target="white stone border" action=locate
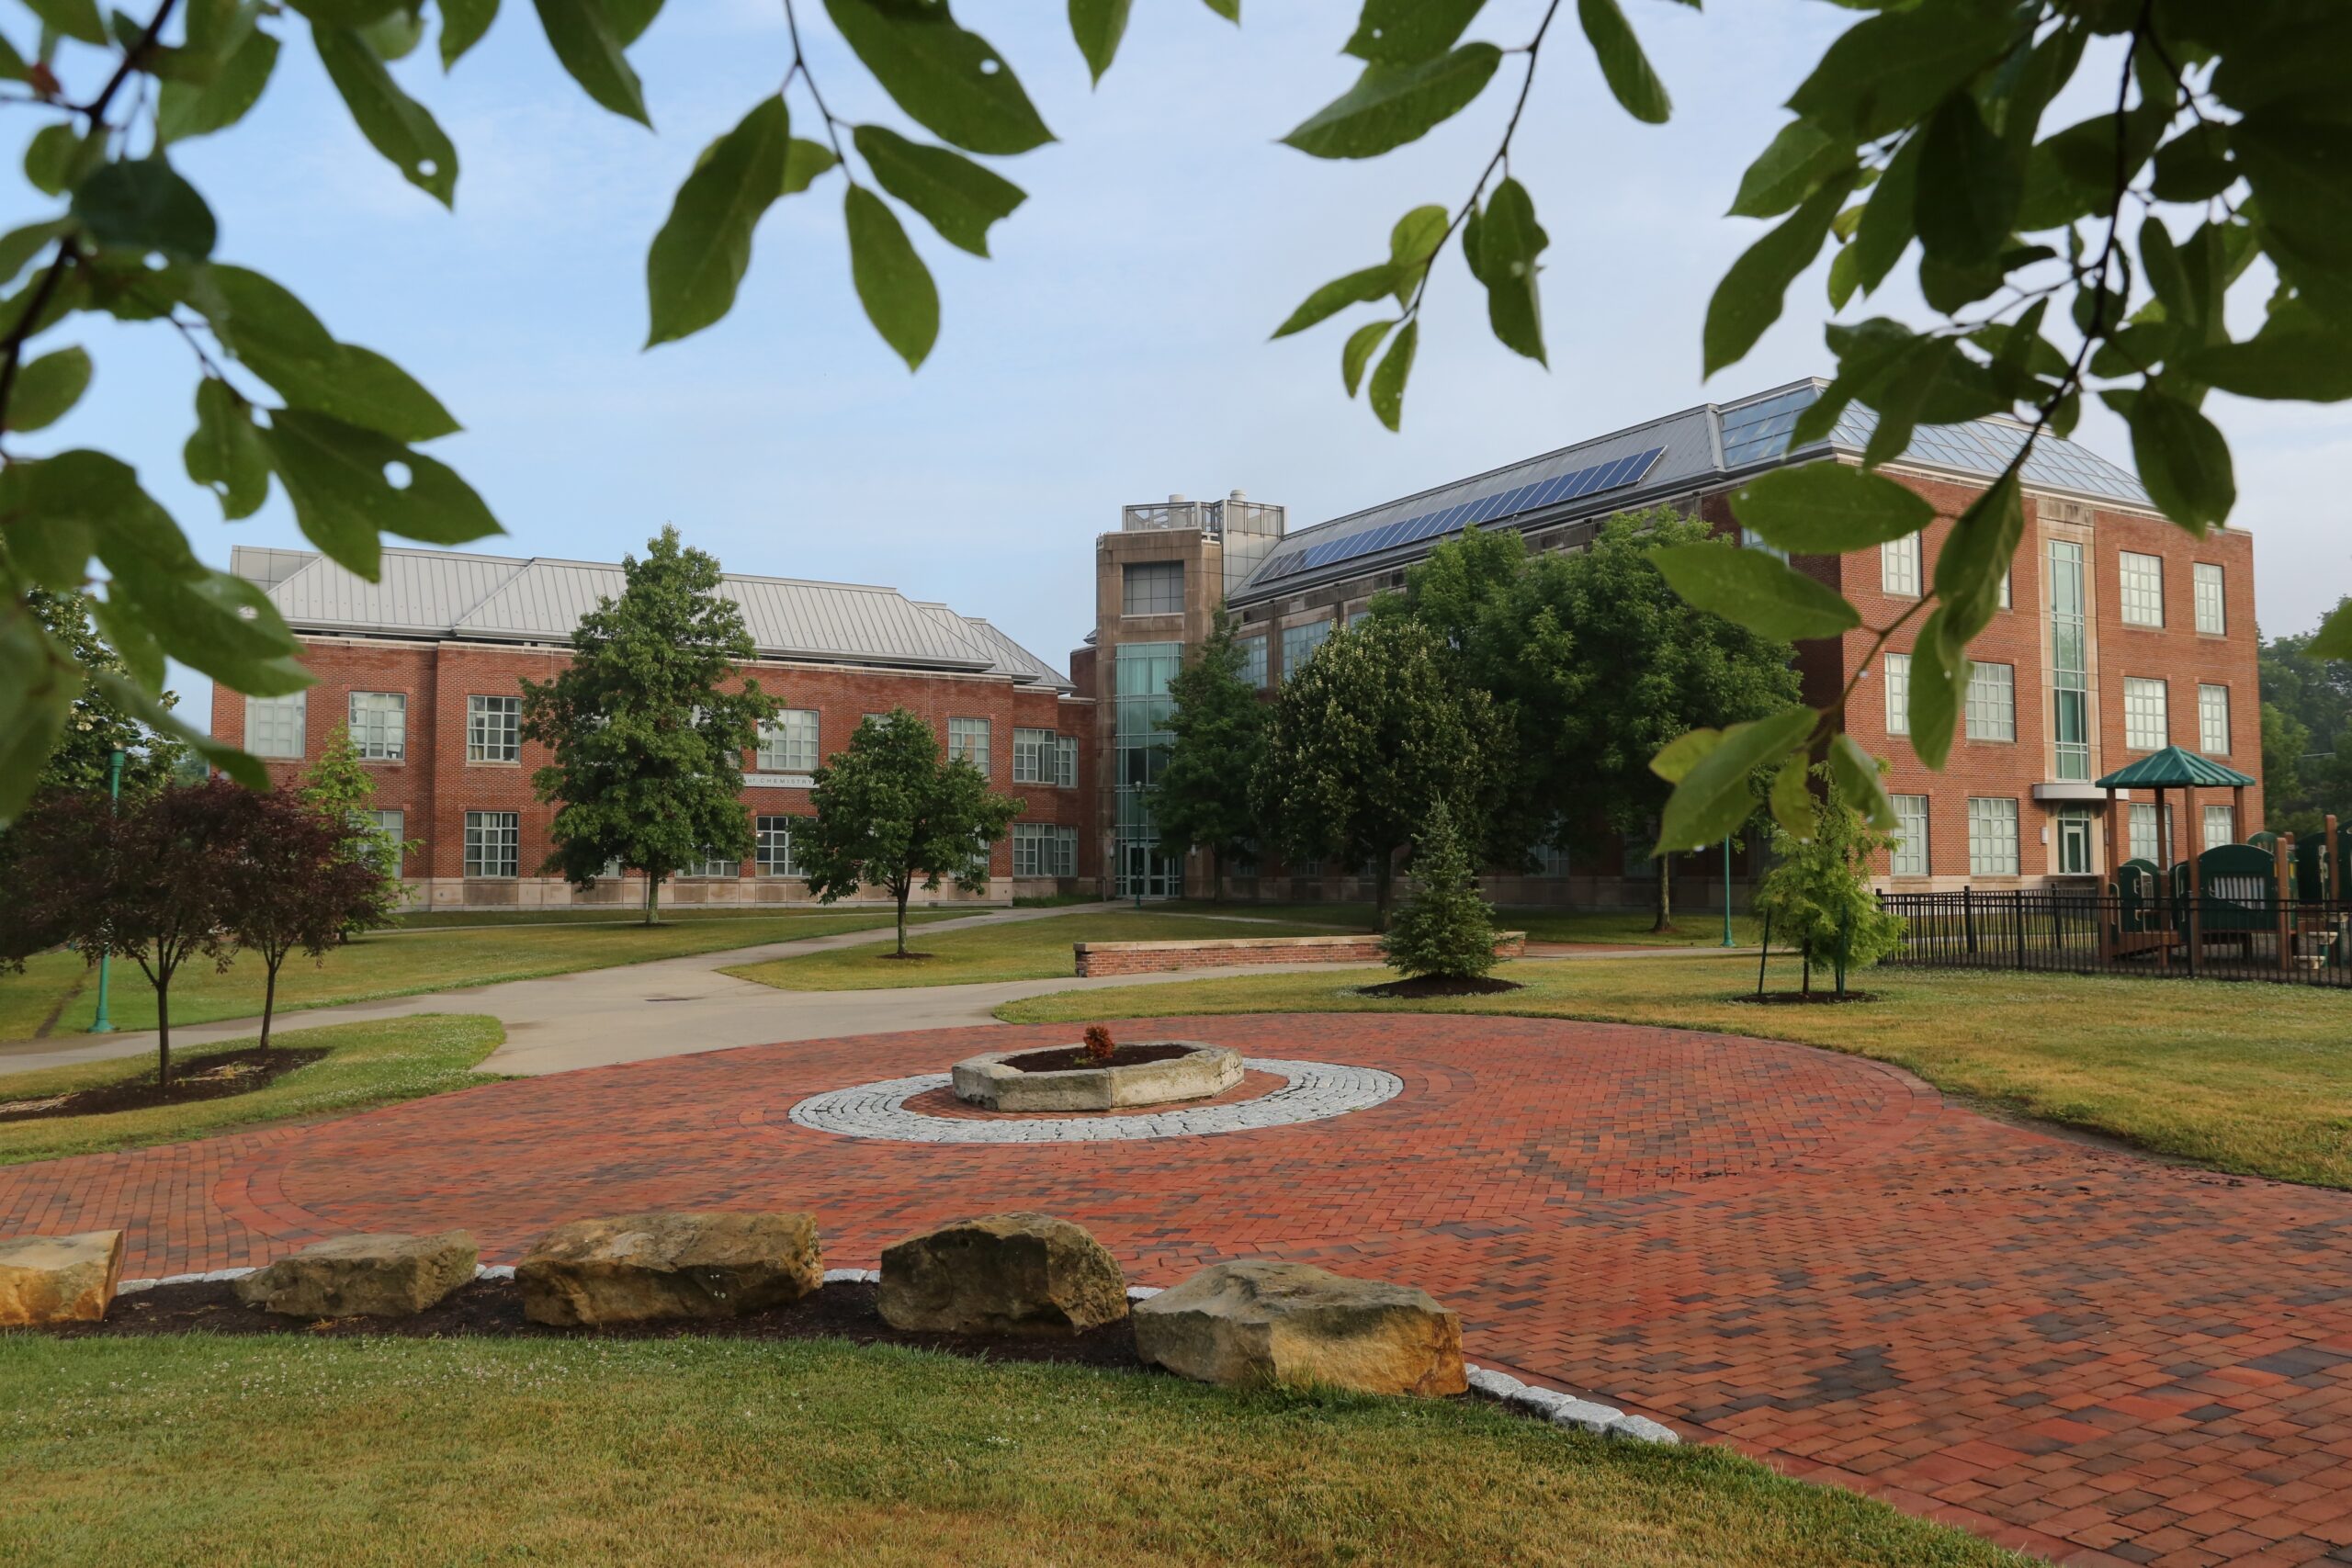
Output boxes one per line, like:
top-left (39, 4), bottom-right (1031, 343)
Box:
top-left (785, 1057), bottom-right (1403, 1144)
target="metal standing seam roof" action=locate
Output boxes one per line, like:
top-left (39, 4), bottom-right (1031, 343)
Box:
top-left (913, 604), bottom-right (1074, 691)
top-left (2095, 745), bottom-right (2258, 790)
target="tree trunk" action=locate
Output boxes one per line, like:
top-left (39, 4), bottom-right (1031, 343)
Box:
top-left (1374, 852), bottom-right (1394, 932)
top-left (1652, 848), bottom-right (1676, 932)
top-left (155, 981), bottom-right (171, 1088)
top-left (1801, 947), bottom-right (1812, 997)
top-left (260, 956), bottom-right (279, 1051)
top-left (896, 880), bottom-right (910, 955)
top-left (643, 869), bottom-right (661, 927)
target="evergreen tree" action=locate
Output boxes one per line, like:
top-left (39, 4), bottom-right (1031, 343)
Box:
top-left (797, 710), bottom-right (1022, 955)
top-left (518, 527), bottom-right (777, 925)
top-left (1753, 764), bottom-right (1905, 997)
top-left (1380, 801), bottom-right (1499, 981)
top-left (26, 589), bottom-right (187, 802)
top-left (1151, 610), bottom-right (1269, 897)
top-left (299, 722), bottom-right (410, 907)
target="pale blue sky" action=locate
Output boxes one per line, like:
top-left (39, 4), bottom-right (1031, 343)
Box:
top-left (16, 1), bottom-right (2345, 727)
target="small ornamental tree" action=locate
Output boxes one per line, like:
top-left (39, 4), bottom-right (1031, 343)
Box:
top-left (799, 710), bottom-right (1023, 955)
top-left (519, 527), bottom-right (778, 925)
top-left (1753, 764), bottom-right (1906, 998)
top-left (1380, 801), bottom-right (1499, 983)
top-left (299, 722), bottom-right (409, 908)
top-left (226, 790), bottom-right (401, 1050)
top-left (1151, 610), bottom-right (1270, 897)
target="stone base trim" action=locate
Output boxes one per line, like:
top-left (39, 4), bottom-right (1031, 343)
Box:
top-left (1072, 931), bottom-right (1525, 976)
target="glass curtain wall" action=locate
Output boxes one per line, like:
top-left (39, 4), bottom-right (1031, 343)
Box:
top-left (2048, 539), bottom-right (2090, 781)
top-left (1114, 642), bottom-right (1183, 897)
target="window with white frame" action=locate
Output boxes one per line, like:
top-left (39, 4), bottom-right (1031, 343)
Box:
top-left (1281, 617), bottom-right (1332, 676)
top-left (360, 809), bottom-right (404, 874)
top-left (1740, 526), bottom-right (1789, 562)
top-left (1012, 821), bottom-right (1078, 877)
top-left (1883, 651), bottom-right (1911, 735)
top-left (1967, 797), bottom-right (2019, 876)
top-left (687, 849), bottom-right (739, 878)
top-left (755, 816), bottom-right (800, 877)
top-left (2198, 683), bottom-right (2231, 755)
top-left (1881, 533), bottom-right (1922, 597)
top-left (2123, 677), bottom-right (2168, 750)
top-left (1054, 733), bottom-right (1078, 787)
top-left (1998, 567), bottom-right (2011, 609)
top-left (1122, 560), bottom-right (1184, 615)
top-left (245, 690), bottom-right (305, 759)
top-left (1964, 661), bottom-right (2016, 741)
top-left (2119, 551), bottom-right (2165, 626)
top-left (348, 691), bottom-right (406, 761)
top-left (2193, 561), bottom-right (2225, 635)
top-left (1013, 728), bottom-right (1056, 784)
top-left (1238, 636), bottom-right (1268, 689)
top-left (2203, 803), bottom-right (2236, 849)
top-left (1534, 840), bottom-right (1570, 877)
top-left (758, 708), bottom-right (819, 773)
top-left (947, 716), bottom-right (990, 773)
top-left (2129, 802), bottom-right (2159, 863)
top-left (462, 811), bottom-right (518, 878)
top-left (467, 694), bottom-right (520, 763)
top-left (1891, 795), bottom-right (1930, 876)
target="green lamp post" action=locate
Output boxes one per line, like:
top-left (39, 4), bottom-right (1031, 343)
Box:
top-left (1721, 834), bottom-right (1736, 948)
top-left (88, 747), bottom-right (125, 1033)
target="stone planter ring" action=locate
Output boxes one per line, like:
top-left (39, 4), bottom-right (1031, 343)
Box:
top-left (951, 1041), bottom-right (1242, 1112)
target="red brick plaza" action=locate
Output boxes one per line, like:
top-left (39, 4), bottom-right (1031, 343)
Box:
top-left (9, 1014), bottom-right (2352, 1567)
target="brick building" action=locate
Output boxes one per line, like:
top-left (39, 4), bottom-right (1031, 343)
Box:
top-left (218, 546), bottom-right (1091, 908)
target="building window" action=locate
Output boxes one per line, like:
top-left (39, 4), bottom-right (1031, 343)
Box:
top-left (2202, 803), bottom-right (2235, 849)
top-left (1348, 607), bottom-right (1373, 627)
top-left (1122, 560), bottom-right (1185, 616)
top-left (1998, 567), bottom-right (2011, 609)
top-left (2129, 802), bottom-right (2159, 863)
top-left (754, 816), bottom-right (800, 877)
top-left (1964, 661), bottom-right (2015, 742)
top-left (2048, 539), bottom-right (2090, 782)
top-left (1533, 840), bottom-right (1571, 877)
top-left (1238, 636), bottom-right (1268, 689)
top-left (2122, 677), bottom-right (2168, 751)
top-left (463, 811), bottom-right (518, 878)
top-left (1281, 617), bottom-right (1332, 677)
top-left (1881, 534), bottom-right (1922, 597)
top-left (1967, 797), bottom-right (2019, 877)
top-left (758, 709), bottom-right (819, 773)
top-left (348, 691), bottom-right (406, 761)
top-left (1740, 526), bottom-right (1789, 562)
top-left (1883, 651), bottom-right (1910, 735)
top-left (2197, 683), bottom-right (2231, 755)
top-left (1013, 728), bottom-right (1057, 784)
top-left (1012, 821), bottom-right (1078, 877)
top-left (1054, 733), bottom-right (1078, 787)
top-left (467, 694), bottom-right (520, 763)
top-left (2119, 551), bottom-right (2165, 626)
top-left (947, 716), bottom-right (991, 773)
top-left (685, 849), bottom-right (739, 878)
top-left (2193, 561), bottom-right (2225, 635)
top-left (246, 690), bottom-right (306, 759)
top-left (1891, 795), bottom-right (1930, 876)
top-left (360, 808), bottom-right (404, 875)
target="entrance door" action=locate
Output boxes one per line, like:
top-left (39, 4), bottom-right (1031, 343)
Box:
top-left (2056, 808), bottom-right (2094, 875)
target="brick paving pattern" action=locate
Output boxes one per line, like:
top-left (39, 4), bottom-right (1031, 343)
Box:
top-left (6, 1014), bottom-right (2351, 1566)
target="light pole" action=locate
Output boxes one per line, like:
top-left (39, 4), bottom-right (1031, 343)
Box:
top-left (1721, 833), bottom-right (1736, 948)
top-left (88, 748), bottom-right (125, 1033)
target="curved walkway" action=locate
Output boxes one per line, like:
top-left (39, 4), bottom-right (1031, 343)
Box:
top-left (7, 1014), bottom-right (2352, 1564)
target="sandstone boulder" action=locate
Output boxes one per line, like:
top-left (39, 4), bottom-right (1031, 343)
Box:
top-left (233, 1231), bottom-right (478, 1319)
top-left (877, 1213), bottom-right (1127, 1337)
top-left (0, 1229), bottom-right (125, 1325)
top-left (1133, 1259), bottom-right (1465, 1396)
top-left (517, 1212), bottom-right (822, 1326)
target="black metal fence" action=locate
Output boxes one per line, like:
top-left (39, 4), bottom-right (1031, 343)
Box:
top-left (1878, 889), bottom-right (2352, 988)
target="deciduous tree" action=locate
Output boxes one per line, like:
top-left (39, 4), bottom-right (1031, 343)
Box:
top-left (1753, 764), bottom-right (1906, 998)
top-left (1151, 611), bottom-right (1269, 897)
top-left (225, 789), bottom-right (400, 1050)
top-left (299, 721), bottom-right (409, 908)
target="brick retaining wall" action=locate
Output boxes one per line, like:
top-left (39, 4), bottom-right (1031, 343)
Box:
top-left (1073, 931), bottom-right (1526, 976)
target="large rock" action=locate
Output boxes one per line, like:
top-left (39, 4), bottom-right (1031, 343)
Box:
top-left (233, 1231), bottom-right (478, 1319)
top-left (517, 1212), bottom-right (822, 1326)
top-left (1133, 1259), bottom-right (1466, 1396)
top-left (0, 1229), bottom-right (125, 1325)
top-left (878, 1213), bottom-right (1127, 1337)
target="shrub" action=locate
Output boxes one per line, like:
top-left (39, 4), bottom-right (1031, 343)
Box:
top-left (1380, 802), bottom-right (1498, 981)
top-left (1081, 1024), bottom-right (1115, 1064)
top-left (1753, 763), bottom-right (1906, 994)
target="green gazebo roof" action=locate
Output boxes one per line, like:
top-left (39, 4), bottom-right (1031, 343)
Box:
top-left (2095, 745), bottom-right (2257, 790)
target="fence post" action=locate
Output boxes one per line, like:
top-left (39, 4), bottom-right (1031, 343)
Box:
top-left (1964, 886), bottom-right (1976, 955)
top-left (1756, 910), bottom-right (1770, 996)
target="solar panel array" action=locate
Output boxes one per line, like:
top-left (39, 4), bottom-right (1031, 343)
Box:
top-left (1255, 446), bottom-right (1667, 585)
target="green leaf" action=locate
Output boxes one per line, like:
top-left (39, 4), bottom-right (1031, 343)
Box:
top-left (1827, 733), bottom-right (1896, 832)
top-left (1916, 89), bottom-right (2018, 266)
top-left (783, 138), bottom-right (839, 194)
top-left (93, 668), bottom-right (276, 790)
top-left (0, 32), bottom-right (23, 82)
top-left (2180, 302), bottom-right (2352, 402)
top-left (1368, 317), bottom-right (1416, 432)
top-left (1930, 468), bottom-right (2021, 644)
top-left (2152, 121), bottom-right (2233, 203)
top-left (286, 0), bottom-right (409, 22)
top-left (69, 159), bottom-right (218, 259)
top-left (1341, 318), bottom-right (1395, 397)
top-left (1577, 0), bottom-right (1668, 125)
top-left (260, 409), bottom-right (502, 577)
top-left (359, 6), bottom-right (426, 58)
top-left (1344, 0), bottom-right (1483, 65)
top-left (25, 123), bottom-right (104, 197)
top-left (185, 378), bottom-right (272, 518)
top-left (532, 0), bottom-right (650, 127)
top-left (1729, 118), bottom-right (1847, 219)
top-left (1271, 264), bottom-right (1397, 339)
top-left (205, 265), bottom-right (461, 442)
top-left (1282, 44), bottom-right (1501, 161)
top-left (606, 0), bottom-right (662, 45)
top-left (23, 0), bottom-right (107, 45)
top-left (1462, 176), bottom-right (1546, 365)
top-left (1650, 541), bottom-right (1861, 641)
top-left (313, 22), bottom-right (458, 204)
top-left (1068, 0), bottom-right (1130, 84)
top-left (1732, 460), bottom-right (1934, 553)
top-left (2104, 385), bottom-right (2235, 534)
top-left (825, 0), bottom-right (1053, 157)
top-left (0, 613), bottom-right (78, 822)
top-left (645, 95), bottom-right (789, 347)
top-left (0, 220), bottom-right (73, 289)
top-left (1648, 726), bottom-right (1722, 785)
top-left (1386, 202), bottom-right (1448, 304)
top-left (158, 7), bottom-right (279, 144)
top-left (1826, 243), bottom-right (1860, 310)
top-left (1785, 0), bottom-right (2018, 141)
top-left (1905, 607), bottom-right (1967, 769)
top-left (844, 185), bottom-right (939, 371)
top-left (440, 0), bottom-right (499, 66)
top-left (4, 344), bottom-right (91, 432)
top-left (1769, 755), bottom-right (1814, 840)
top-left (1198, 0), bottom-right (1236, 18)
top-left (1850, 130), bottom-right (1919, 294)
top-left (1703, 172), bottom-right (1852, 377)
top-left (1656, 706), bottom-right (1815, 853)
top-left (854, 124), bottom-right (1025, 257)
top-left (2310, 598), bottom-right (2352, 661)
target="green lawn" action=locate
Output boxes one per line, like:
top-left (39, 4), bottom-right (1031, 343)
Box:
top-left (998, 956), bottom-right (2352, 1191)
top-left (0, 1014), bottom-right (503, 1166)
top-left (0, 1337), bottom-right (2016, 1568)
top-left (0, 908), bottom-right (960, 1042)
top-left (724, 911), bottom-right (1344, 992)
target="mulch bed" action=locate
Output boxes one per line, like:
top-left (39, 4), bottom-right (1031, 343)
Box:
top-left (0, 1047), bottom-right (329, 1125)
top-left (873, 952), bottom-right (935, 963)
top-left (1000, 1043), bottom-right (1195, 1073)
top-left (1355, 976), bottom-right (1525, 999)
top-left (1731, 990), bottom-right (1880, 1007)
top-left (28, 1278), bottom-right (1146, 1368)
